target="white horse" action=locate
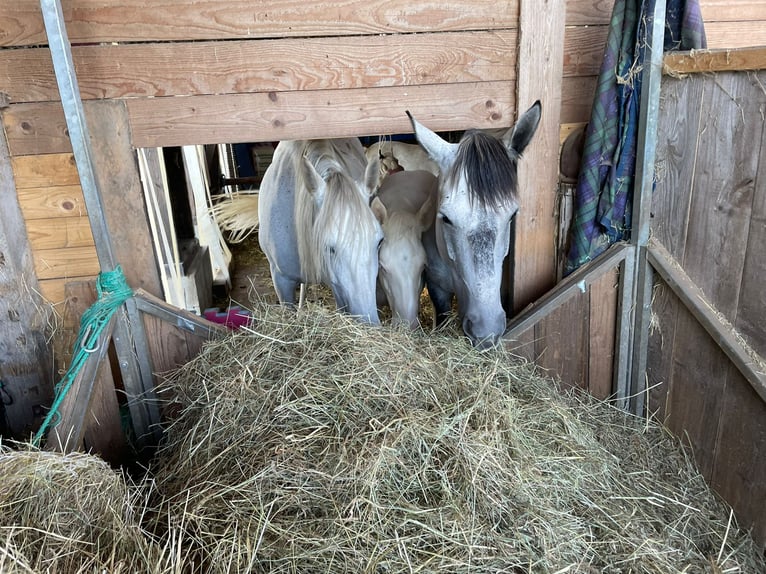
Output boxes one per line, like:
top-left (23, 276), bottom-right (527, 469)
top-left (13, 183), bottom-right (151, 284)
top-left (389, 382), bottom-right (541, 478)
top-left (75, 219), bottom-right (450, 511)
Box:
top-left (407, 101), bottom-right (542, 348)
top-left (258, 139), bottom-right (385, 324)
top-left (375, 169), bottom-right (437, 329)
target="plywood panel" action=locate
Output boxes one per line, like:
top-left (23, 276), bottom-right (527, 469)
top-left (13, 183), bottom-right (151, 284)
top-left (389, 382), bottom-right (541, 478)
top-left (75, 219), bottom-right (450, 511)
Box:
top-left (17, 185), bottom-right (88, 220)
top-left (0, 31), bottom-right (518, 104)
top-left (11, 153), bottom-right (79, 188)
top-left (1, 0), bottom-right (520, 47)
top-left (682, 73), bottom-right (761, 322)
top-left (26, 217), bottom-right (95, 250)
top-left (126, 82), bottom-right (517, 148)
top-left (33, 245), bottom-right (100, 280)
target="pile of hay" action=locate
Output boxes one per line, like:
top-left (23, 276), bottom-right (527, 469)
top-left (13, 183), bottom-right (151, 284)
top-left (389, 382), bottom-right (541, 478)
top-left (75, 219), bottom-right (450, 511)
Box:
top-left (0, 448), bottom-right (160, 573)
top-left (149, 302), bottom-right (766, 573)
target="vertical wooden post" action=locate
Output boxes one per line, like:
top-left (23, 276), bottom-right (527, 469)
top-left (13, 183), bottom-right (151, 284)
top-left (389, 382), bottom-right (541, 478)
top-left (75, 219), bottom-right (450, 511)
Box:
top-left (514, 0), bottom-right (565, 314)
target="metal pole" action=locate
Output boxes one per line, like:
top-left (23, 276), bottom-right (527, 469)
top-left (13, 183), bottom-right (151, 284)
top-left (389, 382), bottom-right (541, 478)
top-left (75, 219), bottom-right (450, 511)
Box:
top-left (40, 0), bottom-right (161, 447)
top-left (627, 0), bottom-right (667, 415)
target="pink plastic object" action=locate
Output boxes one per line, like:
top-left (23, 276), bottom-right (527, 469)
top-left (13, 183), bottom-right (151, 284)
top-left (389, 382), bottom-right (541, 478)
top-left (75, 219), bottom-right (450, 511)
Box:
top-left (203, 306), bottom-right (252, 329)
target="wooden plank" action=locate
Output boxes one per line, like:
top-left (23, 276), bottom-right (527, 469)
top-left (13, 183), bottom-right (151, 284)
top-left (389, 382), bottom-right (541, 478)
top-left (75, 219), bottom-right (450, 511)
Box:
top-left (648, 240), bottom-right (766, 404)
top-left (514, 0), bottom-right (565, 312)
top-left (506, 242), bottom-right (628, 338)
top-left (562, 25), bottom-right (608, 78)
top-left (711, 363), bottom-right (766, 549)
top-left (559, 75), bottom-right (598, 125)
top-left (2, 101), bottom-right (72, 157)
top-left (704, 21), bottom-right (766, 50)
top-left (652, 75), bottom-right (704, 259)
top-left (1, 0), bottom-right (520, 47)
top-left (682, 72), bottom-right (760, 321)
top-left (1, 31), bottom-right (518, 104)
top-left (565, 0), bottom-right (613, 26)
top-left (134, 288), bottom-right (227, 340)
top-left (664, 47), bottom-right (766, 76)
top-left (11, 153), bottom-right (79, 188)
top-left (33, 245), bottom-right (100, 280)
top-left (700, 0), bottom-right (766, 22)
top-left (26, 216), bottom-right (95, 250)
top-left (127, 82), bottom-right (517, 148)
top-left (534, 293), bottom-right (588, 391)
top-left (588, 267), bottom-right (618, 400)
top-left (47, 313), bottom-right (116, 453)
top-left (645, 277), bottom-right (679, 424)
top-left (0, 108), bottom-right (54, 439)
top-left (16, 185), bottom-right (87, 220)
top-left (736, 78), bottom-right (766, 358)
top-left (85, 101), bottom-right (164, 297)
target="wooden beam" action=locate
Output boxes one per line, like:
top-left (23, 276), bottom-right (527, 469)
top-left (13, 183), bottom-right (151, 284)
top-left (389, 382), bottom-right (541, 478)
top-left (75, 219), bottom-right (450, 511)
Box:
top-left (2, 0), bottom-right (520, 47)
top-left (505, 242), bottom-right (629, 339)
top-left (514, 0), bottom-right (565, 311)
top-left (134, 288), bottom-right (227, 339)
top-left (0, 31), bottom-right (517, 104)
top-left (664, 47), bottom-right (766, 76)
top-left (647, 239), bottom-right (766, 405)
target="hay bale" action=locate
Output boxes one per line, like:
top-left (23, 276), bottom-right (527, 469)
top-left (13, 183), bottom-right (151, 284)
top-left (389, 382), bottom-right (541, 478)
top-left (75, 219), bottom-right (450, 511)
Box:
top-left (150, 302), bottom-right (766, 573)
top-left (0, 448), bottom-right (159, 572)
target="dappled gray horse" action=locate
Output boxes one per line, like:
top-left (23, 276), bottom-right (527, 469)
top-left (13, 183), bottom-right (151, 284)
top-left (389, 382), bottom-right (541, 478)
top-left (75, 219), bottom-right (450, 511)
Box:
top-left (407, 101), bottom-right (542, 348)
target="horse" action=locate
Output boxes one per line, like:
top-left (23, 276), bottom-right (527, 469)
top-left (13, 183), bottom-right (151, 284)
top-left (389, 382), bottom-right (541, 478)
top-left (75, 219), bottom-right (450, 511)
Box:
top-left (406, 101), bottom-right (542, 349)
top-left (365, 140), bottom-right (439, 177)
top-left (257, 138), bottom-right (385, 324)
top-left (374, 169), bottom-right (438, 329)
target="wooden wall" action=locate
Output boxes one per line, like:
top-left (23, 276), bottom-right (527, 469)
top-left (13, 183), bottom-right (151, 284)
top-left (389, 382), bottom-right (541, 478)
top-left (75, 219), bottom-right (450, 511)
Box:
top-left (649, 65), bottom-right (766, 547)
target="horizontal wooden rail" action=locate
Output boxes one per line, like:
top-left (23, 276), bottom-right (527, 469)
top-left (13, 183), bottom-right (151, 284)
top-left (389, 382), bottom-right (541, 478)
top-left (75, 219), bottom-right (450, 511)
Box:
top-left (647, 239), bottom-right (766, 404)
top-left (664, 46), bottom-right (766, 76)
top-left (134, 289), bottom-right (228, 338)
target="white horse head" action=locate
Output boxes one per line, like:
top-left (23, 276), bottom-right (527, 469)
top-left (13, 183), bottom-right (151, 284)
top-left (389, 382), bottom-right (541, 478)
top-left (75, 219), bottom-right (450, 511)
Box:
top-left (258, 138), bottom-right (385, 324)
top-left (375, 170), bottom-right (437, 329)
top-left (407, 101), bottom-right (542, 348)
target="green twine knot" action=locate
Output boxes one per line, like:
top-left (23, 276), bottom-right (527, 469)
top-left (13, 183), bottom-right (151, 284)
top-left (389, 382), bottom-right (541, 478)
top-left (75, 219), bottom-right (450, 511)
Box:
top-left (33, 266), bottom-right (133, 447)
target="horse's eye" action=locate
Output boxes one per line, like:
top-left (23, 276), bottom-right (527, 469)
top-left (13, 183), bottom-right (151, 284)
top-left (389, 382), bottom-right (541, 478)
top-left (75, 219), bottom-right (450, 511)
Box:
top-left (439, 213), bottom-right (453, 226)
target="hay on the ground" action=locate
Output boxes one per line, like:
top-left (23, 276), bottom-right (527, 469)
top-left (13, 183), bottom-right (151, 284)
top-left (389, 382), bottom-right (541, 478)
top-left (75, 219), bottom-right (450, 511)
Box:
top-left (149, 301), bottom-right (766, 574)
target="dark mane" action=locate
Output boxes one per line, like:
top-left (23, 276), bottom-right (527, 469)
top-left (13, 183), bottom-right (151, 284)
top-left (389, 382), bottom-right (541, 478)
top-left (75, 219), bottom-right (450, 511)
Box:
top-left (445, 130), bottom-right (518, 209)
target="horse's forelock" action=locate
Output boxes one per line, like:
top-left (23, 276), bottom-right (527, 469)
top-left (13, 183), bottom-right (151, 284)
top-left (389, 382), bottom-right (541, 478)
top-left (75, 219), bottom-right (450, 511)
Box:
top-left (445, 131), bottom-right (519, 209)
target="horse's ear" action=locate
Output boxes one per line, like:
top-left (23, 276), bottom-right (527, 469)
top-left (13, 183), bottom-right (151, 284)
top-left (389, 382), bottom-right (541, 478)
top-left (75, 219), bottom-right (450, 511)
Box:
top-left (504, 100), bottom-right (542, 156)
top-left (406, 111), bottom-right (457, 173)
top-left (370, 196), bottom-right (388, 224)
top-left (298, 155), bottom-right (326, 203)
top-left (416, 187), bottom-right (437, 231)
top-left (364, 153), bottom-right (381, 195)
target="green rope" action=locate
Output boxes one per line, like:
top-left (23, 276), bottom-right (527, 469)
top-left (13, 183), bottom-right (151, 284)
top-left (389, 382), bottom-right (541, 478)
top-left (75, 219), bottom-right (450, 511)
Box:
top-left (33, 266), bottom-right (133, 447)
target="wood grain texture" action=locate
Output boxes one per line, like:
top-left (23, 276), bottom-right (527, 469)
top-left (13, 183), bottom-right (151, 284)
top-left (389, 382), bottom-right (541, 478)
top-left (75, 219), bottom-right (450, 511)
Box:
top-left (704, 21), bottom-right (766, 50)
top-left (588, 267), bottom-right (618, 400)
top-left (682, 73), bottom-right (760, 322)
top-left (0, 31), bottom-right (518, 104)
top-left (1, 0), bottom-right (520, 47)
top-left (645, 278), bottom-right (678, 424)
top-left (17, 185), bottom-right (88, 220)
top-left (126, 82), bottom-right (516, 148)
top-left (32, 245), bottom-right (100, 280)
top-left (652, 76), bottom-right (704, 259)
top-left (700, 0), bottom-right (766, 23)
top-left (563, 25), bottom-right (608, 78)
top-left (534, 294), bottom-right (589, 390)
top-left (664, 47), bottom-right (766, 75)
top-left (559, 76), bottom-right (598, 126)
top-left (565, 0), bottom-right (614, 26)
top-left (26, 216), bottom-right (95, 250)
top-left (514, 0), bottom-right (565, 312)
top-left (11, 154), bottom-right (79, 188)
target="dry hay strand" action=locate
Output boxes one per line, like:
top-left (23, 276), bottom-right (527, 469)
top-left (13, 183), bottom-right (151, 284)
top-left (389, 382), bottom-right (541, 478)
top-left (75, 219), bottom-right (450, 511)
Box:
top-left (0, 447), bottom-right (164, 573)
top-left (150, 302), bottom-right (766, 573)
top-left (211, 192), bottom-right (259, 243)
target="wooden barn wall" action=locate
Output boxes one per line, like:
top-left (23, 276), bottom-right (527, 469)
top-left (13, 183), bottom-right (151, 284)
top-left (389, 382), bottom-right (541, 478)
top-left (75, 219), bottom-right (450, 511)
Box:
top-left (649, 69), bottom-right (766, 546)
